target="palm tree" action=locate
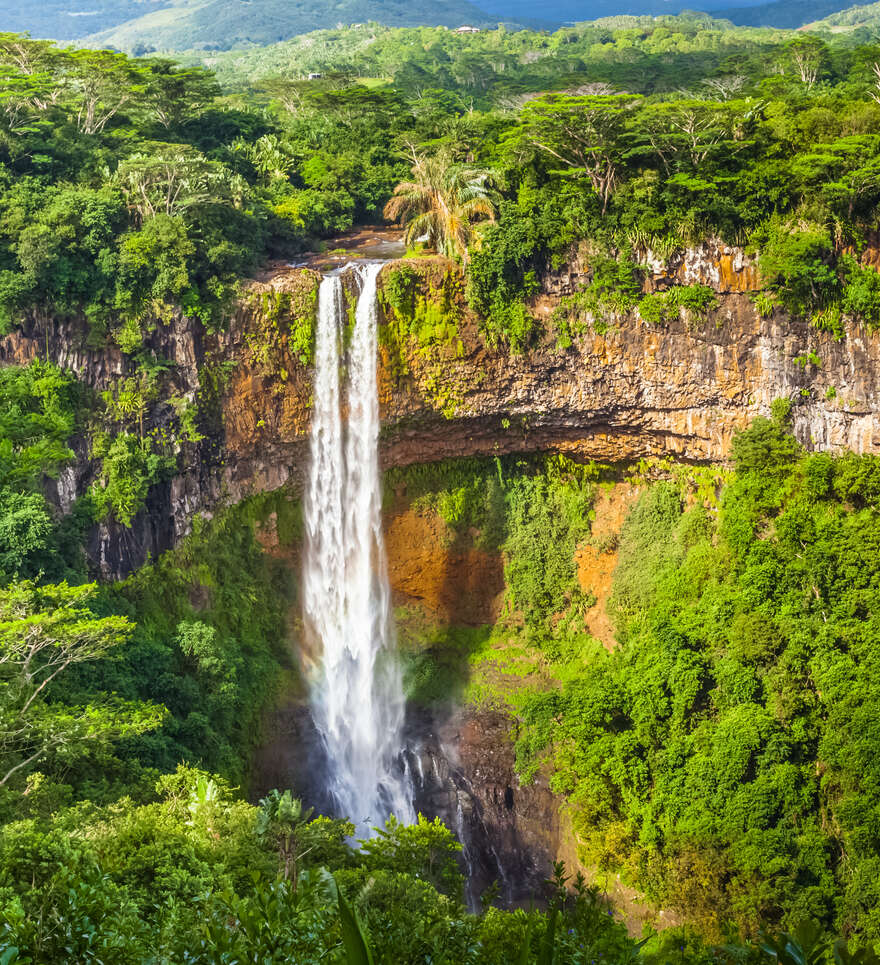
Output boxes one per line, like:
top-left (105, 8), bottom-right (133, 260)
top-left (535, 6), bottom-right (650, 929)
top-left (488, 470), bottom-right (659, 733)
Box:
top-left (383, 150), bottom-right (497, 262)
top-left (256, 788), bottom-right (314, 888)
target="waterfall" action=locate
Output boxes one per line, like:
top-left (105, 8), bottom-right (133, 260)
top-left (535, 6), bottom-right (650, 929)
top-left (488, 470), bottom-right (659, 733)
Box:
top-left (302, 262), bottom-right (414, 838)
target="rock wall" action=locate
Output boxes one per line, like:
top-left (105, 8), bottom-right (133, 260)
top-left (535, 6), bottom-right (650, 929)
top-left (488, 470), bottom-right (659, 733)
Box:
top-left (224, 262), bottom-right (880, 490)
top-left (2, 249), bottom-right (879, 578)
top-left (0, 311), bottom-right (222, 578)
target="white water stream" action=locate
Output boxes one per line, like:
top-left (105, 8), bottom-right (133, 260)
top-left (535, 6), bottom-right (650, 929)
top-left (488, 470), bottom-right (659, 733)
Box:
top-left (302, 262), bottom-right (414, 838)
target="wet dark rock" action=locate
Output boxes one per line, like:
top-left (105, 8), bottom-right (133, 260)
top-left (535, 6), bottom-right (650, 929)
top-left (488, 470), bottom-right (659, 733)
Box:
top-left (252, 696), bottom-right (561, 910)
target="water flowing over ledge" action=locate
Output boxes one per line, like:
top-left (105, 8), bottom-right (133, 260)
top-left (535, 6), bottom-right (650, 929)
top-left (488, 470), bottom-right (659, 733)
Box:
top-left (301, 262), bottom-right (413, 837)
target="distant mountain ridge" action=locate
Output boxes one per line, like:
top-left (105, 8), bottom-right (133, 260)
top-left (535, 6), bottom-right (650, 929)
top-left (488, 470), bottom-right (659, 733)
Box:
top-left (80, 0), bottom-right (511, 52)
top-left (0, 0), bottom-right (872, 51)
top-left (0, 0), bottom-right (508, 51)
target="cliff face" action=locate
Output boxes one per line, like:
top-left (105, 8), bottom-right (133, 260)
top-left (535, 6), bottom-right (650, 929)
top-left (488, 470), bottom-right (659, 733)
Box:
top-left (0, 310), bottom-right (221, 578)
top-left (2, 246), bottom-right (879, 578)
top-left (221, 254), bottom-right (880, 500)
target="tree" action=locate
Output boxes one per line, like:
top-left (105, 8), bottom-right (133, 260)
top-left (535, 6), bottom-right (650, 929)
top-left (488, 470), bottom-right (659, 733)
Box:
top-left (65, 49), bottom-right (147, 136)
top-left (701, 74), bottom-right (746, 100)
top-left (0, 361), bottom-right (74, 492)
top-left (383, 149), bottom-right (497, 261)
top-left (784, 37), bottom-right (830, 90)
top-left (791, 135), bottom-right (880, 220)
top-left (142, 60), bottom-right (220, 130)
top-left (0, 580), bottom-right (166, 788)
top-left (256, 789), bottom-right (314, 887)
top-left (632, 100), bottom-right (751, 175)
top-left (115, 144), bottom-right (246, 224)
top-left (509, 93), bottom-right (639, 213)
top-left (0, 34), bottom-right (63, 135)
top-left (233, 134), bottom-right (296, 183)
top-left (0, 65), bottom-right (57, 137)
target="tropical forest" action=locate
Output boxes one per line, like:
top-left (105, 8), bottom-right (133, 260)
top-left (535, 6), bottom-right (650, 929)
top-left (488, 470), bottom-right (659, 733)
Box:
top-left (0, 1), bottom-right (879, 962)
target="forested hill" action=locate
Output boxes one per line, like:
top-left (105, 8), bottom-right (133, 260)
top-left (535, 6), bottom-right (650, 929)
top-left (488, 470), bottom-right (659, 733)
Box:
top-left (715, 0), bottom-right (869, 28)
top-left (808, 1), bottom-right (880, 31)
top-left (2, 6), bottom-right (880, 957)
top-left (77, 0), bottom-right (508, 55)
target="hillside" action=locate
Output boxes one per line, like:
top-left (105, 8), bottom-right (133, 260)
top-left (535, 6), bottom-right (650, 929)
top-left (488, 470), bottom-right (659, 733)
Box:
top-left (197, 17), bottom-right (795, 95)
top-left (0, 0), bottom-right (154, 43)
top-left (3, 14), bottom-right (880, 961)
top-left (714, 0), bottom-right (859, 27)
top-left (79, 0), bottom-right (504, 52)
top-left (0, 0), bottom-right (855, 51)
top-left (807, 0), bottom-right (880, 30)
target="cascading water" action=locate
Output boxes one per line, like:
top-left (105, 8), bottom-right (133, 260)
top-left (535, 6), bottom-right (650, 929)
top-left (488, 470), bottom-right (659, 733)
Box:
top-left (302, 262), bottom-right (414, 838)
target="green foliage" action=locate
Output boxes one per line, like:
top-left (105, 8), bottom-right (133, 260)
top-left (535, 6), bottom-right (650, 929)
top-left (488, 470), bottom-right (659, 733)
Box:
top-left (467, 186), bottom-right (594, 352)
top-left (840, 256), bottom-right (880, 332)
top-left (0, 580), bottom-right (165, 794)
top-left (0, 361), bottom-right (85, 584)
top-left (554, 255), bottom-right (644, 345)
top-left (384, 151), bottom-right (498, 261)
top-left (730, 398), bottom-right (801, 475)
top-left (359, 814), bottom-right (464, 898)
top-left (77, 494), bottom-right (296, 794)
top-left (501, 419), bottom-right (880, 940)
top-left (248, 276), bottom-right (320, 371)
top-left (0, 362), bottom-right (74, 491)
top-left (378, 264), bottom-right (464, 379)
top-left (385, 456), bottom-right (508, 549)
top-left (400, 621), bottom-right (492, 706)
top-left (335, 874), bottom-right (376, 965)
top-left (637, 284), bottom-right (719, 326)
top-left (0, 765), bottom-right (660, 965)
top-left (757, 223), bottom-right (839, 318)
top-left (2, 22), bottom-right (880, 355)
top-left (504, 459), bottom-right (598, 626)
top-left (89, 431), bottom-right (175, 527)
top-left (256, 788), bottom-right (315, 884)
top-left (0, 35), bottom-right (390, 345)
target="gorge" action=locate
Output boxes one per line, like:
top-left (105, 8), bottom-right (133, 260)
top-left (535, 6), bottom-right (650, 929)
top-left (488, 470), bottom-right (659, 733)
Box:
top-left (4, 241), bottom-right (878, 583)
top-left (6, 18), bottom-right (880, 958)
top-left (4, 242), bottom-right (879, 933)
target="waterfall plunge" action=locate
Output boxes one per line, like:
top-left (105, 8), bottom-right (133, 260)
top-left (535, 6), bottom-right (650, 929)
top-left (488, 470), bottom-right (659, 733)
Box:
top-left (302, 262), bottom-right (414, 838)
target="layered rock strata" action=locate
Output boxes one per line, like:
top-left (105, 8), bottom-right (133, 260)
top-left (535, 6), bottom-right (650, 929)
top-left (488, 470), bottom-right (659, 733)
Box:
top-left (2, 248), bottom-right (878, 577)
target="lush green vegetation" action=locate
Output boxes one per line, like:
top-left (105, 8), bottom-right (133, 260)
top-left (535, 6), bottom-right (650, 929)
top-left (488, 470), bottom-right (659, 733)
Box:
top-left (0, 33), bottom-right (414, 348)
top-left (517, 410), bottom-right (880, 940)
top-left (7, 0), bottom-right (859, 53)
top-left (722, 0), bottom-right (857, 30)
top-left (395, 410), bottom-right (880, 943)
top-left (4, 383), bottom-right (880, 956)
top-left (191, 16), bottom-right (880, 350)
top-left (5, 19), bottom-right (880, 357)
top-left (7, 769), bottom-right (850, 964)
top-left (808, 1), bottom-right (880, 32)
top-left (3, 12), bottom-right (880, 959)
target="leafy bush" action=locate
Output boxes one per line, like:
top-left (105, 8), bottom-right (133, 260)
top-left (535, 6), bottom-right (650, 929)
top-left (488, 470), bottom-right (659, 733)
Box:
top-left (504, 461), bottom-right (597, 625)
top-left (89, 432), bottom-right (175, 526)
top-left (501, 419), bottom-right (880, 939)
top-left (841, 256), bottom-right (880, 331)
top-left (757, 223), bottom-right (838, 317)
top-left (637, 284), bottom-right (718, 326)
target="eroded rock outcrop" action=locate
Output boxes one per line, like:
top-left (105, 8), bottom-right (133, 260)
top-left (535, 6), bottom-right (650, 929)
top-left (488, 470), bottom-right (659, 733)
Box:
top-left (2, 249), bottom-right (878, 578)
top-left (226, 266), bottom-right (879, 485)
